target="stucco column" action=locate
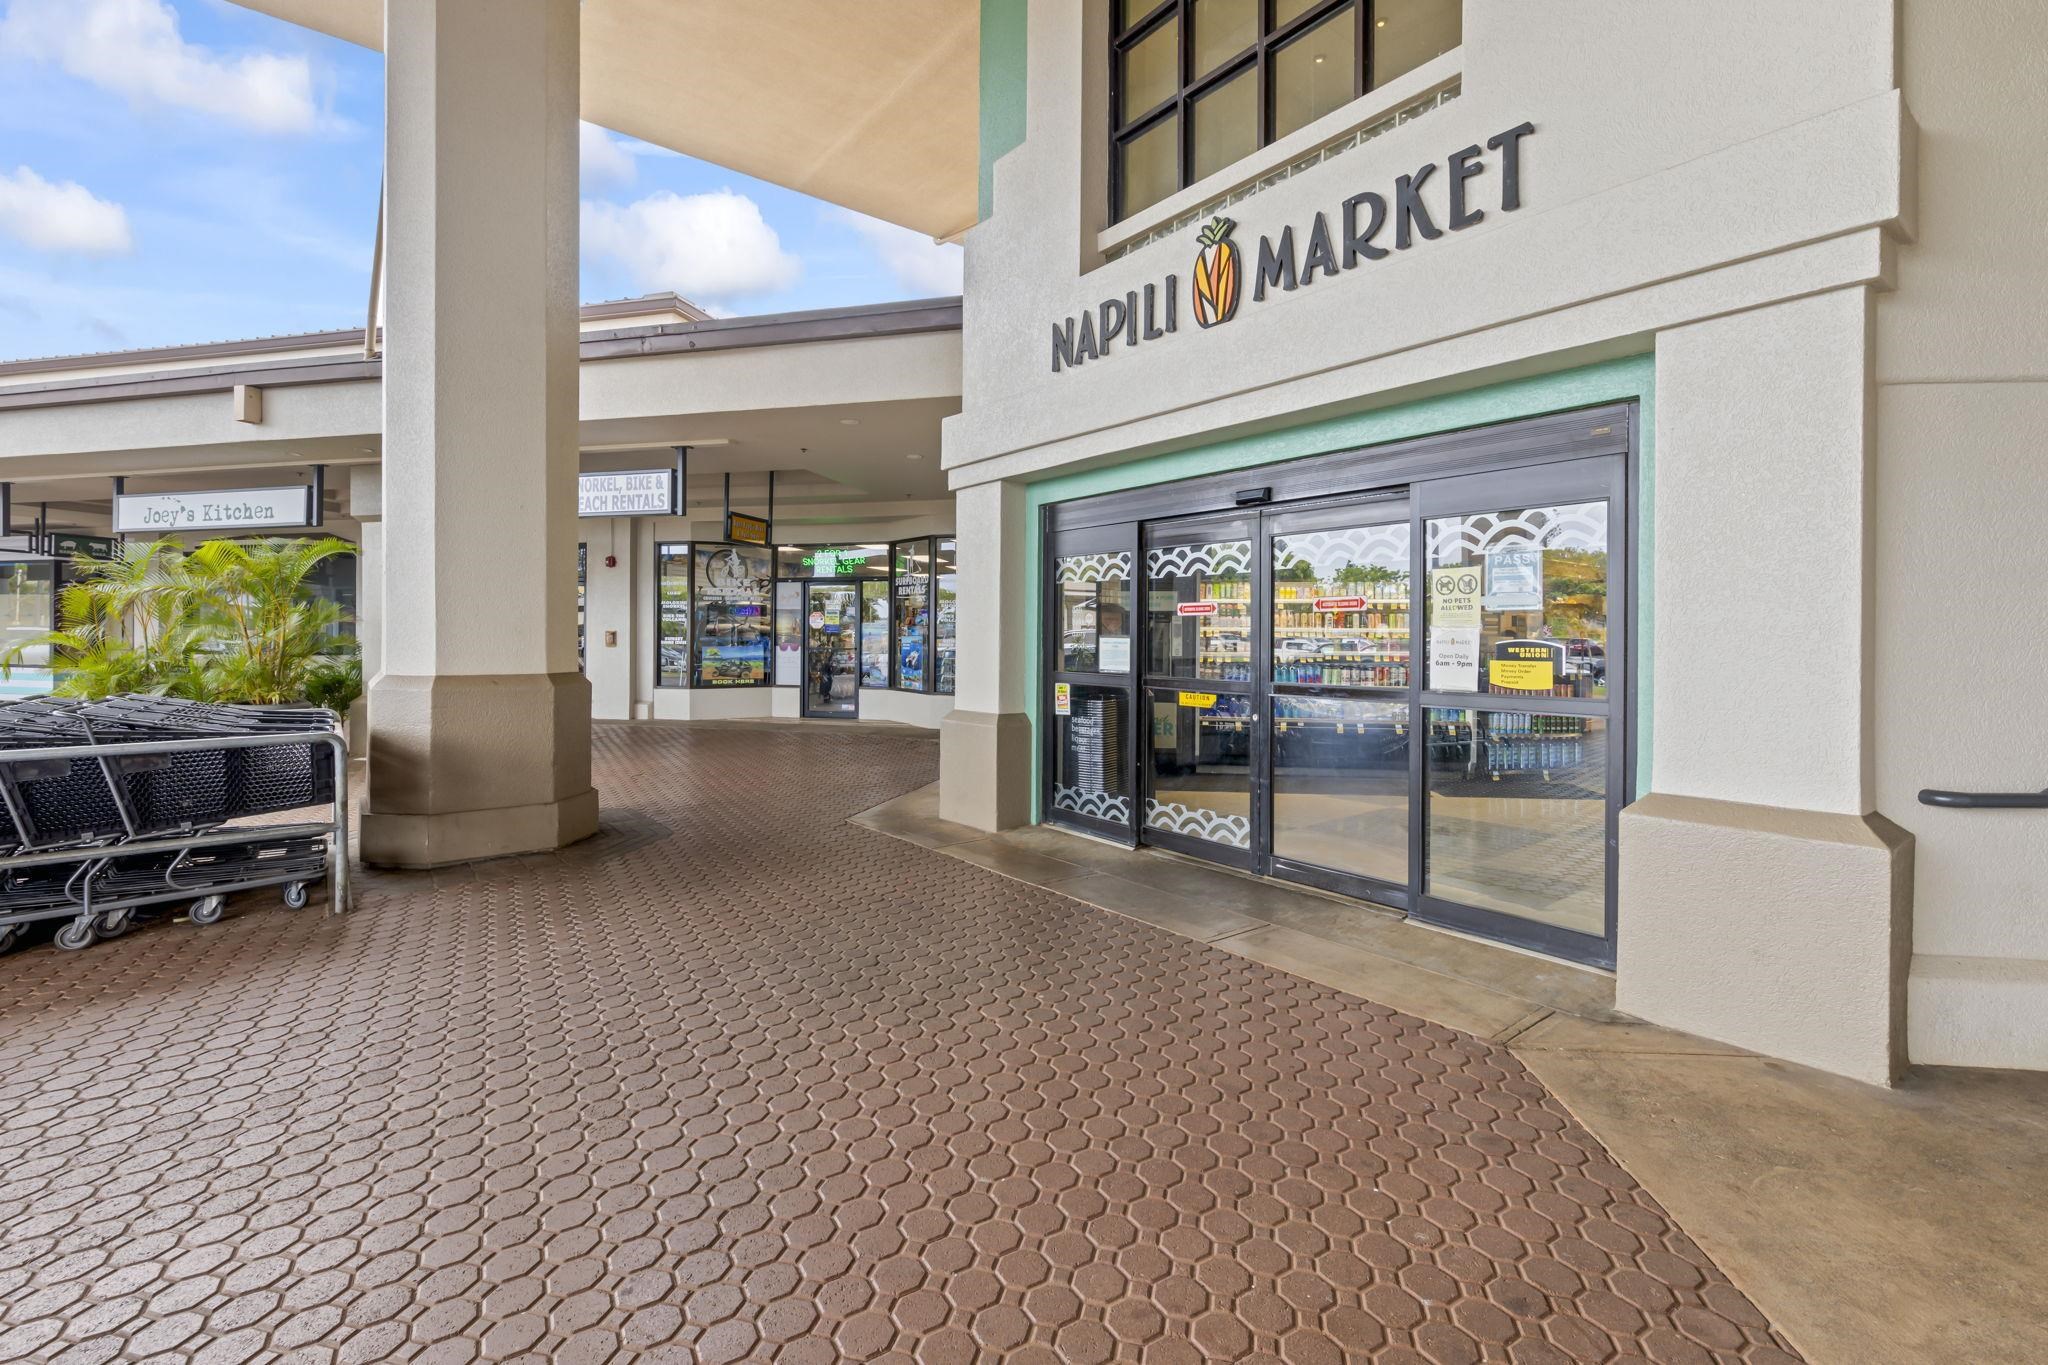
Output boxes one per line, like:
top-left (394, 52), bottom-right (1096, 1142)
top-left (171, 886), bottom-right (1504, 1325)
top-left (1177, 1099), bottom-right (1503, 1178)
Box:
top-left (1618, 286), bottom-right (1910, 1085)
top-left (363, 0), bottom-right (597, 867)
top-left (940, 478), bottom-right (1033, 829)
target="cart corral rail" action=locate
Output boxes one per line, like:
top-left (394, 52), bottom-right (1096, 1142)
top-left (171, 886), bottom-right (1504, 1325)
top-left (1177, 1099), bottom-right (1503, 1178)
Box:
top-left (0, 719), bottom-right (350, 954)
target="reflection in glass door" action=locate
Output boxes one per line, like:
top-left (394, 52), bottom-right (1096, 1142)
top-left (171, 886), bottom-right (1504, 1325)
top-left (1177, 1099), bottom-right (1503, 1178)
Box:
top-left (803, 583), bottom-right (860, 717)
top-left (1265, 503), bottom-right (1413, 904)
top-left (1142, 519), bottom-right (1257, 866)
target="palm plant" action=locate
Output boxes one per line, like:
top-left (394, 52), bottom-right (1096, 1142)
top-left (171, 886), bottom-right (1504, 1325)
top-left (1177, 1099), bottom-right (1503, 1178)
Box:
top-left (0, 536), bottom-right (359, 705)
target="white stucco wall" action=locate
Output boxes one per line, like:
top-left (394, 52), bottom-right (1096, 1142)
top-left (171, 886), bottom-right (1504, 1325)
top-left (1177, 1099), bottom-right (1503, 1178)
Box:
top-left (1878, 2), bottom-right (2048, 1069)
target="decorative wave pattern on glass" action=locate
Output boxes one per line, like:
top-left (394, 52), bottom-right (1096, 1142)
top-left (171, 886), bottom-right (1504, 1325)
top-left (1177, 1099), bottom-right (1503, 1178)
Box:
top-left (1054, 551), bottom-right (1134, 584)
top-left (1144, 797), bottom-right (1253, 849)
top-left (1054, 786), bottom-right (1132, 823)
top-left (1427, 503), bottom-right (1608, 559)
top-left (1147, 540), bottom-right (1253, 577)
top-left (1274, 523), bottom-right (1410, 578)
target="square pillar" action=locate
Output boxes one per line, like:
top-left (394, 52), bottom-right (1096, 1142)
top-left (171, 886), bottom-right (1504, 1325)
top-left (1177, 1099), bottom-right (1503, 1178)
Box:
top-left (363, 0), bottom-right (597, 867)
top-left (1618, 286), bottom-right (1911, 1085)
top-left (940, 478), bottom-right (1034, 830)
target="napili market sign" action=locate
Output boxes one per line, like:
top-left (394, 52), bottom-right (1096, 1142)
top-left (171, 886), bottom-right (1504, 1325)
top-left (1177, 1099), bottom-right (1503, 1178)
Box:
top-left (1050, 121), bottom-right (1535, 374)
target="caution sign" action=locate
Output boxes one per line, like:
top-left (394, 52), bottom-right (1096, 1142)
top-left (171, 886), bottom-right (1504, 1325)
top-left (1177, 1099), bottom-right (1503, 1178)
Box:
top-left (1489, 639), bottom-right (1563, 693)
top-left (1177, 691), bottom-right (1219, 709)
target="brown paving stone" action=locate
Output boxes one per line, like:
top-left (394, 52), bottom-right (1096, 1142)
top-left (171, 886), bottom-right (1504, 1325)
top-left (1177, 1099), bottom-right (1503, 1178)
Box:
top-left (0, 722), bottom-right (1802, 1363)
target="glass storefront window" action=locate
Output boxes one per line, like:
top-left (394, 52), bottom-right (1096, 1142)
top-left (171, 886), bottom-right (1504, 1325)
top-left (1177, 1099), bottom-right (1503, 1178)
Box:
top-left (1370, 0), bottom-right (1462, 88)
top-left (0, 560), bottom-right (57, 694)
top-left (934, 538), bottom-right (958, 696)
top-left (655, 543), bottom-right (691, 687)
top-left (1056, 550), bottom-right (1134, 674)
top-left (860, 581), bottom-right (890, 687)
top-left (1145, 688), bottom-right (1254, 849)
top-left (892, 539), bottom-right (932, 691)
top-left (1272, 521), bottom-right (1410, 687)
top-left (1145, 535), bottom-right (1253, 681)
top-left (577, 543), bottom-right (587, 672)
top-left (773, 581), bottom-right (802, 686)
top-left (1271, 695), bottom-right (1408, 886)
top-left (694, 543), bottom-right (772, 687)
top-left (1052, 685), bottom-right (1132, 829)
top-left (1425, 501), bottom-right (1609, 700)
top-left (1426, 709), bottom-right (1607, 936)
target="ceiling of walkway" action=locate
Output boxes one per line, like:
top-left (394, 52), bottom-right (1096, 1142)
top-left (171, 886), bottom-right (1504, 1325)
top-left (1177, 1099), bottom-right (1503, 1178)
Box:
top-left (232, 0), bottom-right (981, 239)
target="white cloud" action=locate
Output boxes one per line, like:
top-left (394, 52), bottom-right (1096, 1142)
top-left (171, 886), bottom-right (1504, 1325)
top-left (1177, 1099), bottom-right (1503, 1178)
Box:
top-left (0, 0), bottom-right (321, 134)
top-left (580, 122), bottom-right (636, 188)
top-left (581, 189), bottom-right (800, 305)
top-left (830, 208), bottom-right (962, 296)
top-left (0, 166), bottom-right (132, 255)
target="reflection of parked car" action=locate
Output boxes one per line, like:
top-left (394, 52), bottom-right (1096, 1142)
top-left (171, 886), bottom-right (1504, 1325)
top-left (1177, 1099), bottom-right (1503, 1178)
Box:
top-left (1276, 637), bottom-right (1320, 659)
top-left (1564, 638), bottom-right (1606, 678)
top-left (1318, 638), bottom-right (1369, 656)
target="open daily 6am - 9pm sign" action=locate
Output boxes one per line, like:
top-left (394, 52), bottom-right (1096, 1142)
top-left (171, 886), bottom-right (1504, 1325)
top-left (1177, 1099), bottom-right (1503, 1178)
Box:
top-left (115, 487), bottom-right (313, 533)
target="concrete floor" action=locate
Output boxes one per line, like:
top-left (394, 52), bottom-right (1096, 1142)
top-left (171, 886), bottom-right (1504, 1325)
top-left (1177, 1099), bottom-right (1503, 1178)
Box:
top-left (859, 783), bottom-right (2048, 1364)
top-left (0, 722), bottom-right (2036, 1362)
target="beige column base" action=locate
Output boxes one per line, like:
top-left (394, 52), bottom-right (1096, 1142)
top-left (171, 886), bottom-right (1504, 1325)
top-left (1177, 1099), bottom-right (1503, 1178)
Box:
top-left (362, 671), bottom-right (599, 868)
top-left (939, 709), bottom-right (1034, 832)
top-left (1617, 793), bottom-right (1913, 1086)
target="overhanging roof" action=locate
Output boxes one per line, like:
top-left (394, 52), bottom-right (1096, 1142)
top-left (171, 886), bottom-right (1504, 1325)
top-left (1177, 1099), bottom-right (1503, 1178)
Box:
top-left (232, 0), bottom-right (980, 239)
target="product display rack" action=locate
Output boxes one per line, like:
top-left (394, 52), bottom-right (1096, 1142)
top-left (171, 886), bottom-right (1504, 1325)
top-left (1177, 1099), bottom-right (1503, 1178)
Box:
top-left (1271, 577), bottom-right (1412, 686)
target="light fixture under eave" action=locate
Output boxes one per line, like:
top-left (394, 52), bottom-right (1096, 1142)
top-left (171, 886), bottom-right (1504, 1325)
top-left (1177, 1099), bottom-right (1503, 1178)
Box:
top-left (905, 453), bottom-right (924, 461)
top-left (839, 418), bottom-right (860, 426)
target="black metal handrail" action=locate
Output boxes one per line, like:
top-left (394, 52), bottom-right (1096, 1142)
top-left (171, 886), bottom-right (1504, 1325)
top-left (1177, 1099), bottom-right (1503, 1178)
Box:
top-left (1917, 787), bottom-right (2048, 809)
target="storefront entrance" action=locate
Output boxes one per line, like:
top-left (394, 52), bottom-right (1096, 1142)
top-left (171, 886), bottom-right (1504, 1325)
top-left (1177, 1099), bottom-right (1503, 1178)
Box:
top-left (1043, 407), bottom-right (1629, 967)
top-left (802, 582), bottom-right (861, 717)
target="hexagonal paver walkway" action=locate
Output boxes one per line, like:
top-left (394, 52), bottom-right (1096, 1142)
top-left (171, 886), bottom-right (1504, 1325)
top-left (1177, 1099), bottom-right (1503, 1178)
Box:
top-left (0, 721), bottom-right (1801, 1364)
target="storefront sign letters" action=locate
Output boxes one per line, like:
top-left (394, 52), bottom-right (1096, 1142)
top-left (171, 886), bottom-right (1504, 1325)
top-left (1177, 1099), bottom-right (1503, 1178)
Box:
top-left (577, 470), bottom-right (676, 517)
top-left (115, 487), bottom-right (312, 533)
top-left (1052, 122), bottom-right (1535, 373)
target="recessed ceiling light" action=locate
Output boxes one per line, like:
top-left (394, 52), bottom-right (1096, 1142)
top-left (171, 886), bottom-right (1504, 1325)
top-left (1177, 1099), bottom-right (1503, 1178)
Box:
top-left (906, 453), bottom-right (924, 461)
top-left (839, 418), bottom-right (860, 426)
top-left (1314, 53), bottom-right (1325, 62)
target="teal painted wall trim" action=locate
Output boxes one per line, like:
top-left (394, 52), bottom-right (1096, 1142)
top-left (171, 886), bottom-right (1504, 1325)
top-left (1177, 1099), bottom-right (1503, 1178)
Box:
top-left (978, 0), bottom-right (1029, 222)
top-left (1022, 353), bottom-right (1659, 819)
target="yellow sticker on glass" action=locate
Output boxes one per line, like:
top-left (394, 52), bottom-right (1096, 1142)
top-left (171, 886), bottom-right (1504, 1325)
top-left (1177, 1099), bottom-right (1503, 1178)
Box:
top-left (1488, 660), bottom-right (1554, 692)
top-left (1177, 691), bottom-right (1219, 709)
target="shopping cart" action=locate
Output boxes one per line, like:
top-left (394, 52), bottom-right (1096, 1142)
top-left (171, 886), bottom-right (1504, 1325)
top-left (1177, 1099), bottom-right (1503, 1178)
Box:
top-left (0, 696), bottom-right (350, 955)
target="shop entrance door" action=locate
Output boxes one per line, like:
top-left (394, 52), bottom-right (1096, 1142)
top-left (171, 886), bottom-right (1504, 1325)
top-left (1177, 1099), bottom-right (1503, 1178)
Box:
top-left (1127, 456), bottom-right (1625, 966)
top-left (802, 582), bottom-right (860, 718)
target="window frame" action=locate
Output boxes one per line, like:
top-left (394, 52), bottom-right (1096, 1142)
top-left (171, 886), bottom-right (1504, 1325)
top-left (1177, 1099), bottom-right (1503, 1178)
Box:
top-left (1109, 0), bottom-right (1371, 223)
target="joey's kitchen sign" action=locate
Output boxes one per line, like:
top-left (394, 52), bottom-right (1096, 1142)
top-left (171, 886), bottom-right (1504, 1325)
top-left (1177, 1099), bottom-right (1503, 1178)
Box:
top-left (1051, 121), bottom-right (1535, 374)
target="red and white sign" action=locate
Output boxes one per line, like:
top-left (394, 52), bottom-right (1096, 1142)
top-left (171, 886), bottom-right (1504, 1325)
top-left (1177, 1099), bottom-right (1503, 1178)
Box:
top-left (1313, 596), bottom-right (1367, 612)
top-left (1175, 602), bottom-right (1218, 616)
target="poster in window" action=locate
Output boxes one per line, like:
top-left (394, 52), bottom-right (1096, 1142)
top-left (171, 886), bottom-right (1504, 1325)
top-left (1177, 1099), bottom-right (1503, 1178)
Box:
top-left (695, 544), bottom-right (772, 686)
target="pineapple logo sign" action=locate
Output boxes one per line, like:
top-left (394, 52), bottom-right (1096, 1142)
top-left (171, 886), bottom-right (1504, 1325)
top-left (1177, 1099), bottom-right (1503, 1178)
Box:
top-left (1191, 217), bottom-right (1241, 328)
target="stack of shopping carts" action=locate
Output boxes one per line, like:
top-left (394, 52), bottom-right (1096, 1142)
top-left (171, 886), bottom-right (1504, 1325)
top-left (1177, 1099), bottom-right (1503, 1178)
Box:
top-left (0, 695), bottom-right (346, 954)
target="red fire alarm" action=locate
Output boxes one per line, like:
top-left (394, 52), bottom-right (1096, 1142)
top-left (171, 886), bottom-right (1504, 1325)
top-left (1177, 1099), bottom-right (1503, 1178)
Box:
top-left (604, 553), bottom-right (618, 568)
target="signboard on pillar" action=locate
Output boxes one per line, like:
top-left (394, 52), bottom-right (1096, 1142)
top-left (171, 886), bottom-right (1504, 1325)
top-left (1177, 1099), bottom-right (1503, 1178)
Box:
top-left (50, 534), bottom-right (117, 560)
top-left (725, 512), bottom-right (770, 546)
top-left (577, 469), bottom-right (678, 517)
top-left (114, 487), bottom-right (313, 534)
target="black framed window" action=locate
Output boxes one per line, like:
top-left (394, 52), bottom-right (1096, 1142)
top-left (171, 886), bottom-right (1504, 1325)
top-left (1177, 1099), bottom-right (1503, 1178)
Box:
top-left (655, 542), bottom-right (691, 688)
top-left (1110, 0), bottom-right (1460, 222)
top-left (576, 543), bottom-right (587, 673)
top-left (891, 538), bottom-right (934, 692)
top-left (693, 543), bottom-right (774, 687)
top-left (933, 538), bottom-right (958, 696)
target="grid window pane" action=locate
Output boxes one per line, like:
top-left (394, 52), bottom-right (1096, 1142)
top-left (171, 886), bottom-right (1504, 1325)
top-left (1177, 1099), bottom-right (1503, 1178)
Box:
top-left (1191, 66), bottom-right (1259, 183)
top-left (1272, 695), bottom-right (1409, 885)
top-left (1119, 0), bottom-right (1170, 33)
top-left (1371, 0), bottom-right (1461, 87)
top-left (893, 539), bottom-right (932, 690)
top-left (1192, 0), bottom-right (1257, 75)
top-left (1272, 521), bottom-right (1411, 687)
top-left (1119, 112), bottom-right (1181, 217)
top-left (1274, 0), bottom-right (1333, 29)
top-left (1054, 686), bottom-right (1132, 828)
top-left (1057, 551), bottom-right (1134, 674)
top-left (1146, 689), bottom-right (1254, 848)
top-left (1146, 537), bottom-right (1253, 682)
top-left (1121, 13), bottom-right (1180, 121)
top-left (1427, 709), bottom-right (1607, 937)
top-left (1273, 5), bottom-right (1359, 140)
top-left (860, 580), bottom-right (889, 687)
top-left (1425, 501), bottom-right (1610, 700)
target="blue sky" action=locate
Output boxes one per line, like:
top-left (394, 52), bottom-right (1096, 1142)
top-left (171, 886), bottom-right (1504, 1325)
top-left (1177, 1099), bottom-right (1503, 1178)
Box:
top-left (0, 0), bottom-right (962, 362)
